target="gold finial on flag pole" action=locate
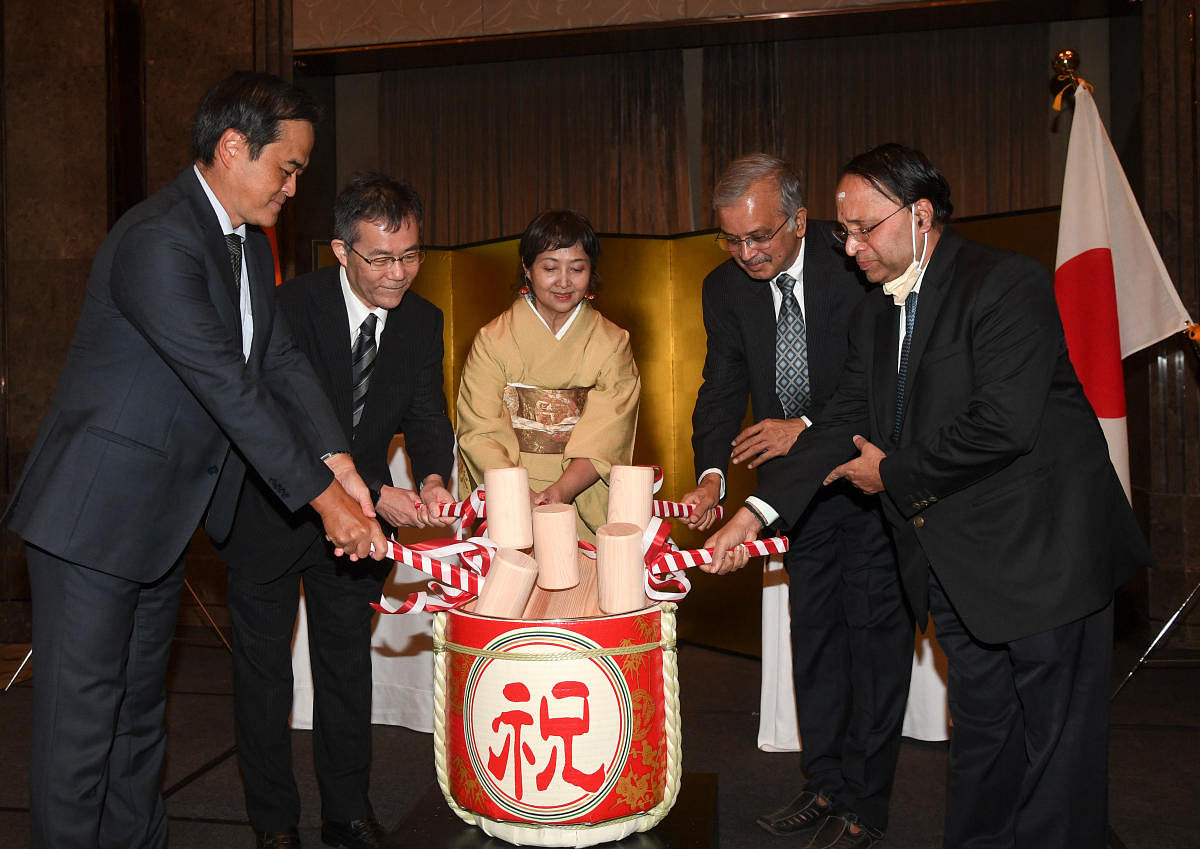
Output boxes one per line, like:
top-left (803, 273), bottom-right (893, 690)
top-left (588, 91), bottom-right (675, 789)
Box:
top-left (1052, 49), bottom-right (1092, 111)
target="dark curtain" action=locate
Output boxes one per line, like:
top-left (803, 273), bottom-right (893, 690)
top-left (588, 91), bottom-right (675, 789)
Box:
top-left (379, 50), bottom-right (691, 244)
top-left (702, 24), bottom-right (1055, 224)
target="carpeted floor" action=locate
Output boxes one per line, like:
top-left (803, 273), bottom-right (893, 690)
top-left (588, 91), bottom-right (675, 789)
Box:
top-left (1, 624), bottom-right (1196, 848)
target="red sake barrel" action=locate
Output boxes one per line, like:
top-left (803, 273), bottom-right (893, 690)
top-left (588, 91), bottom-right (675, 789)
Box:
top-left (433, 602), bottom-right (680, 846)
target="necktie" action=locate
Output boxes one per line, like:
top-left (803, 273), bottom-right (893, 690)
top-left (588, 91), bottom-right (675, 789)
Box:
top-left (892, 290), bottom-right (919, 442)
top-left (351, 314), bottom-right (379, 433)
top-left (224, 233), bottom-right (242, 288)
top-left (774, 273), bottom-right (810, 418)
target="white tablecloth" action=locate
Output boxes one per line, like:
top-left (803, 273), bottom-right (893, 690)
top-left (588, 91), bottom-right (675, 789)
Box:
top-left (757, 554), bottom-right (950, 751)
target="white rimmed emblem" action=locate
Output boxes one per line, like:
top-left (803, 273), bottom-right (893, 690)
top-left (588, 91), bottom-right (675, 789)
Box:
top-left (462, 627), bottom-right (633, 822)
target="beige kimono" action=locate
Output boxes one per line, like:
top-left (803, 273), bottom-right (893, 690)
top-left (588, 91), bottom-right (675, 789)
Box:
top-left (457, 298), bottom-right (641, 541)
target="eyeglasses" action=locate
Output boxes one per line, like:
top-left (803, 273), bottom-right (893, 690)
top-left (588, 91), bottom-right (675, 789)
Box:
top-left (832, 205), bottom-right (907, 244)
top-left (715, 218), bottom-right (791, 252)
top-left (347, 243), bottom-right (426, 270)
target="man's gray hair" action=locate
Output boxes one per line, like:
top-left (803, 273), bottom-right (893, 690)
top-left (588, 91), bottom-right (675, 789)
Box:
top-left (712, 153), bottom-right (806, 218)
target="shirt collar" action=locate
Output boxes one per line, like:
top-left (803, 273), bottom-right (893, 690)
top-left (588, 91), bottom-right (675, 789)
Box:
top-left (193, 165), bottom-right (246, 241)
top-left (340, 265), bottom-right (388, 336)
top-left (780, 237), bottom-right (806, 284)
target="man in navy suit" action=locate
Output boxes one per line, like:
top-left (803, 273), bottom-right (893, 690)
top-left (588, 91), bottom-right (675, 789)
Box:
top-left (3, 73), bottom-right (386, 849)
top-left (707, 144), bottom-right (1154, 849)
top-left (216, 173), bottom-right (455, 849)
top-left (681, 154), bottom-right (913, 848)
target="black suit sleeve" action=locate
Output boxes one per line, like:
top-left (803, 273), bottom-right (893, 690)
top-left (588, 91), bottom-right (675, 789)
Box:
top-left (256, 303), bottom-right (349, 461)
top-left (111, 222), bottom-right (333, 510)
top-left (399, 306), bottom-right (455, 485)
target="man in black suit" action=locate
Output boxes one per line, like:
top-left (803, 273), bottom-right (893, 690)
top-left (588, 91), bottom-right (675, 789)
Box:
top-left (3, 73), bottom-right (386, 849)
top-left (707, 144), bottom-right (1154, 849)
top-left (680, 154), bottom-right (913, 848)
top-left (216, 173), bottom-right (455, 849)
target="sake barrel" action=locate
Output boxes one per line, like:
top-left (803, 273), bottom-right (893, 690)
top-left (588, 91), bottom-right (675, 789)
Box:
top-left (432, 602), bottom-right (681, 846)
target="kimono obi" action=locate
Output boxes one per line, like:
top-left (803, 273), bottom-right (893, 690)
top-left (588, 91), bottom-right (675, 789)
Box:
top-left (502, 384), bottom-right (589, 454)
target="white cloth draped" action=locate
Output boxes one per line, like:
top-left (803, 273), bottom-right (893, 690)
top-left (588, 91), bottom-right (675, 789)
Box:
top-left (757, 555), bottom-right (951, 751)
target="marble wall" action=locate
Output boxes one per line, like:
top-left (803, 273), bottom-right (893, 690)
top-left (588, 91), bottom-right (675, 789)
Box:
top-left (0, 0), bottom-right (258, 640)
top-left (1, 0), bottom-right (109, 641)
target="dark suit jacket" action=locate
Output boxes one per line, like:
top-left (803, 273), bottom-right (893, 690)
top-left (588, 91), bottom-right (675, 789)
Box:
top-left (215, 264), bottom-right (455, 582)
top-left (4, 168), bottom-right (345, 581)
top-left (756, 229), bottom-right (1153, 643)
top-left (692, 219), bottom-right (872, 484)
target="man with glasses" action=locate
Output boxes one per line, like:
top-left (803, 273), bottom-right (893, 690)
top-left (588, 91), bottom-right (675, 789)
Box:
top-left (705, 144), bottom-right (1152, 849)
top-left (216, 172), bottom-right (455, 849)
top-left (681, 153), bottom-right (913, 848)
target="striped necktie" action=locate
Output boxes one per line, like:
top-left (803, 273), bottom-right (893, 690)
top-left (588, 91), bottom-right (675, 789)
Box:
top-left (774, 273), bottom-right (810, 418)
top-left (351, 313), bottom-right (379, 433)
top-left (892, 290), bottom-right (919, 442)
top-left (224, 233), bottom-right (242, 288)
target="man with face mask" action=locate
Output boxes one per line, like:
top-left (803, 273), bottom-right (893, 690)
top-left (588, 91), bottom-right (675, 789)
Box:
top-left (681, 154), bottom-right (913, 849)
top-left (704, 143), bottom-right (1152, 849)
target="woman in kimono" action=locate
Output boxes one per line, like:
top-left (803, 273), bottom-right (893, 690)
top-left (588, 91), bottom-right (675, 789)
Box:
top-left (457, 209), bottom-right (641, 541)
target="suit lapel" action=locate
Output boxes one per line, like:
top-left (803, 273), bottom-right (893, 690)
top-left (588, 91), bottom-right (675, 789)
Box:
top-left (872, 294), bottom-right (901, 443)
top-left (183, 170), bottom-right (243, 323)
top-left (801, 236), bottom-right (834, 376)
top-left (244, 229), bottom-right (277, 371)
top-left (883, 230), bottom-right (962, 441)
top-left (744, 278), bottom-right (778, 411)
top-left (368, 295), bottom-right (409, 429)
top-left (311, 269), bottom-right (354, 428)
top-left (901, 231), bottom-right (961, 403)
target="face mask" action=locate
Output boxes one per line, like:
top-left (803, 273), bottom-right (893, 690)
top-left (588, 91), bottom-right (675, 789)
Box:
top-left (881, 205), bottom-right (928, 305)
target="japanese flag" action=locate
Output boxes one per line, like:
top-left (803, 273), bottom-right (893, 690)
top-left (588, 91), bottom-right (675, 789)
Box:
top-left (1054, 84), bottom-right (1191, 501)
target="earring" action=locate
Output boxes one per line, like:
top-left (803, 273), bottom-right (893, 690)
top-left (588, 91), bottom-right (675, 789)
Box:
top-left (585, 292), bottom-right (596, 301)
top-left (519, 284), bottom-right (530, 295)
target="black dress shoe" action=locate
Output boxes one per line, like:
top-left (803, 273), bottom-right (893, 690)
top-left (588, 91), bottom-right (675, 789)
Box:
top-left (321, 817), bottom-right (396, 849)
top-left (808, 814), bottom-right (883, 849)
top-left (755, 789), bottom-right (835, 838)
top-left (255, 828), bottom-right (302, 849)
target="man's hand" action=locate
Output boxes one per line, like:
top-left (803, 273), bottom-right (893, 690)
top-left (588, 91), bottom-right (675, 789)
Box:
top-left (701, 507), bottom-right (764, 575)
top-left (310, 480), bottom-right (386, 561)
top-left (680, 474), bottom-right (722, 531)
top-left (322, 452), bottom-right (377, 519)
top-left (418, 475), bottom-right (457, 528)
top-left (823, 435), bottom-right (886, 494)
top-left (375, 485), bottom-right (428, 529)
top-left (730, 418), bottom-right (807, 469)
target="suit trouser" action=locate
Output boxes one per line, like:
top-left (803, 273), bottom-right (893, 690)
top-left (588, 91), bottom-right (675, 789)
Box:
top-left (25, 544), bottom-right (186, 849)
top-left (226, 533), bottom-right (388, 830)
top-left (785, 491), bottom-right (913, 831)
top-left (928, 573), bottom-right (1113, 849)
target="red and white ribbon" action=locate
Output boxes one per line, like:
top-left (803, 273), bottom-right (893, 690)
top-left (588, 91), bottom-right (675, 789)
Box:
top-left (648, 536), bottom-right (789, 576)
top-left (651, 500), bottom-right (724, 520)
top-left (372, 536), bottom-right (498, 615)
top-left (378, 467), bottom-right (779, 613)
